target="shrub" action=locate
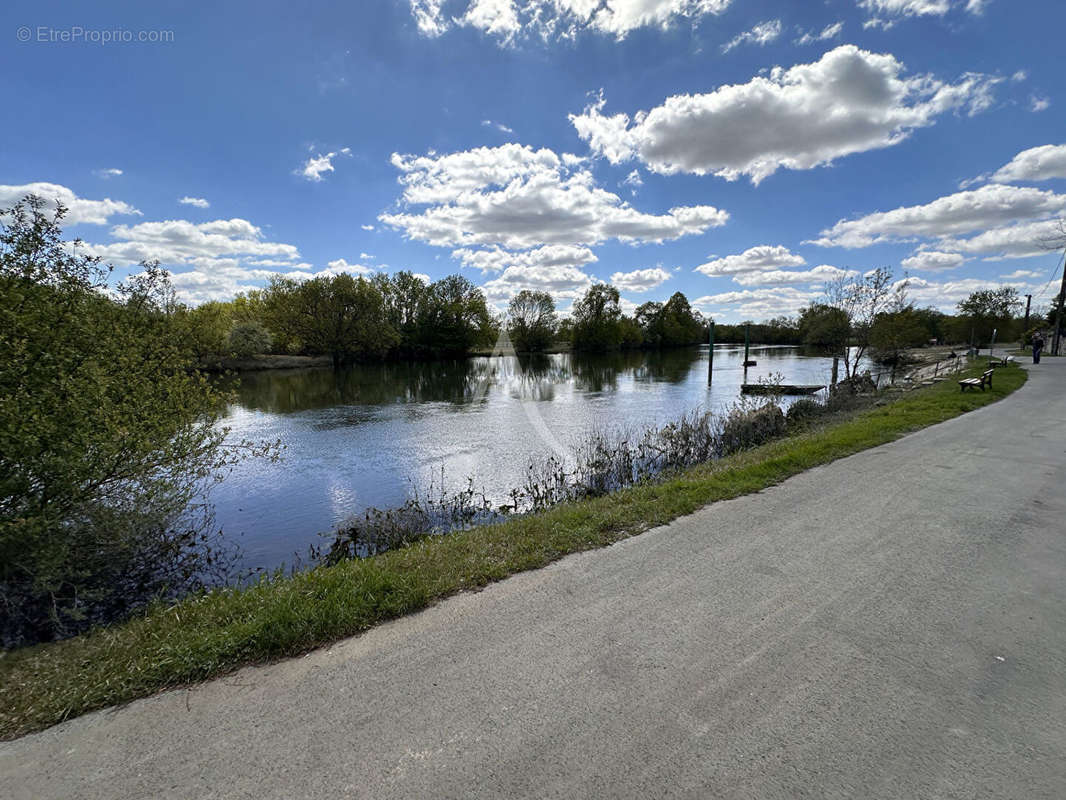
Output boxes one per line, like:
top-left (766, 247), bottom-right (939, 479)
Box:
top-left (717, 403), bottom-right (787, 456)
top-left (226, 320), bottom-right (273, 357)
top-left (786, 398), bottom-right (826, 427)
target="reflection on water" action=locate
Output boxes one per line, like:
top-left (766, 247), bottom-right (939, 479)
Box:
top-left (212, 345), bottom-right (843, 573)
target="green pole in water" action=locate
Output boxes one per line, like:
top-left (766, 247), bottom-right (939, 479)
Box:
top-left (707, 321), bottom-right (715, 386)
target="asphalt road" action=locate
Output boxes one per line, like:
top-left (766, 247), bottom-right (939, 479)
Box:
top-left (3, 359), bottom-right (1065, 799)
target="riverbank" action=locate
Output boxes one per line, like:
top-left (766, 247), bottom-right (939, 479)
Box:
top-left (197, 354), bottom-right (333, 371)
top-left (0, 363), bottom-right (1027, 740)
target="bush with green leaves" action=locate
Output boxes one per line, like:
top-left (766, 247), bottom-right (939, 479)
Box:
top-left (0, 196), bottom-right (260, 646)
top-left (226, 319), bottom-right (274, 357)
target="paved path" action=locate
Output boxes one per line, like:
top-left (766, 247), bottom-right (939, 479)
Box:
top-left (3, 361), bottom-right (1065, 799)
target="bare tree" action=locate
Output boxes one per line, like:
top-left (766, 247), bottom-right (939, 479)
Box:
top-left (822, 267), bottom-right (900, 380)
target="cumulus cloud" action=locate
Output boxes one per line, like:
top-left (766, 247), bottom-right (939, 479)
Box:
top-left (692, 287), bottom-right (821, 319)
top-left (900, 250), bottom-right (966, 271)
top-left (93, 168), bottom-right (123, 179)
top-left (794, 21), bottom-right (843, 45)
top-left (300, 147), bottom-right (351, 182)
top-left (731, 265), bottom-right (857, 286)
top-left (83, 218), bottom-right (301, 266)
top-left (610, 266), bottom-right (672, 292)
top-left (903, 276), bottom-right (1038, 312)
top-left (0, 182), bottom-right (140, 226)
top-left (809, 184), bottom-right (1066, 248)
top-left (1000, 269), bottom-right (1043, 280)
top-left (409, 0), bottom-right (733, 44)
top-left (721, 19), bottom-right (781, 53)
top-left (452, 244), bottom-right (598, 273)
top-left (934, 217), bottom-right (1066, 260)
top-left (322, 258), bottom-right (375, 276)
top-left (380, 143), bottom-right (728, 249)
top-left (570, 46), bottom-right (999, 184)
top-left (481, 263), bottom-right (595, 303)
top-left (179, 196), bottom-right (210, 209)
top-left (361, 224), bottom-right (375, 231)
top-left (989, 144), bottom-right (1066, 184)
top-left (694, 245), bottom-right (806, 277)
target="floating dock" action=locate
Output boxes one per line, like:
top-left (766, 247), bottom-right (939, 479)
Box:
top-left (741, 384), bottom-right (826, 396)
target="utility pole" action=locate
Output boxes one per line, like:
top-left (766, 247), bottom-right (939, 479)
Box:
top-left (1053, 255), bottom-right (1066, 355)
top-left (1023, 294), bottom-right (1032, 337)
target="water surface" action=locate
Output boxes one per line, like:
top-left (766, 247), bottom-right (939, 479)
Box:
top-left (212, 345), bottom-right (842, 572)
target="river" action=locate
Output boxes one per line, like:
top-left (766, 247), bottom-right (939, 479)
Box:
top-left (211, 345), bottom-right (845, 573)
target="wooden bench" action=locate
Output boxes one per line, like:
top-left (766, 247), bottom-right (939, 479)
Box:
top-left (959, 369), bottom-right (993, 392)
top-left (991, 355), bottom-right (1015, 368)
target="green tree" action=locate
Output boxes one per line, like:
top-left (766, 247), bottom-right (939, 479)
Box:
top-left (0, 197), bottom-right (252, 644)
top-left (507, 290), bottom-right (557, 352)
top-left (416, 274), bottom-right (494, 356)
top-left (263, 273), bottom-right (399, 365)
top-left (798, 304), bottom-right (850, 352)
top-left (571, 284), bottom-right (623, 351)
top-left (956, 287), bottom-right (1023, 346)
top-left (226, 319), bottom-right (274, 357)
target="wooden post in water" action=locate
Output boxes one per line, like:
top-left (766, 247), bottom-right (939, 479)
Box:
top-left (707, 321), bottom-right (715, 386)
top-left (744, 323), bottom-right (750, 365)
top-left (831, 356), bottom-right (839, 386)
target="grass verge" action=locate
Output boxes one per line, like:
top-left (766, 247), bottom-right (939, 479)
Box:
top-left (0, 364), bottom-right (1028, 740)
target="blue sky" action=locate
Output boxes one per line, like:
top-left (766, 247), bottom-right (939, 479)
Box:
top-left (3, 0), bottom-right (1065, 321)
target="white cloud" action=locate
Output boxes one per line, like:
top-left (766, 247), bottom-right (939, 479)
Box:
top-left (482, 119), bottom-right (515, 134)
top-left (300, 147), bottom-right (351, 182)
top-left (904, 276), bottom-right (1037, 313)
top-left (810, 184), bottom-right (1066, 248)
top-left (610, 266), bottom-right (672, 292)
top-left (1030, 95), bottom-right (1051, 113)
top-left (323, 258), bottom-right (375, 276)
top-left (83, 218), bottom-right (301, 266)
top-left (0, 182), bottom-right (141, 226)
top-left (692, 287), bottom-right (821, 319)
top-left (179, 196), bottom-right (210, 209)
top-left (571, 46), bottom-right (1000, 184)
top-left (694, 245), bottom-right (806, 277)
top-left (622, 169), bottom-right (643, 195)
top-left (1011, 70), bottom-right (1028, 83)
top-left (858, 0), bottom-right (987, 23)
top-left (452, 243), bottom-right (598, 273)
top-left (410, 0), bottom-right (733, 44)
top-left (381, 143), bottom-right (728, 249)
top-left (731, 265), bottom-right (857, 286)
top-left (900, 250), bottom-right (966, 271)
top-left (722, 19), bottom-right (781, 53)
top-left (1000, 269), bottom-right (1042, 280)
top-left (481, 263), bottom-right (595, 303)
top-left (990, 144), bottom-right (1066, 183)
top-left (93, 168), bottom-right (123, 179)
top-left (795, 21), bottom-right (843, 45)
top-left (361, 224), bottom-right (375, 231)
top-left (934, 217), bottom-right (1066, 260)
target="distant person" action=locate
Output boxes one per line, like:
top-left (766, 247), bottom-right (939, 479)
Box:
top-left (1032, 331), bottom-right (1045, 364)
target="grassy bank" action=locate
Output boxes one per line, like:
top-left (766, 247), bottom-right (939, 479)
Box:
top-left (0, 364), bottom-right (1027, 740)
